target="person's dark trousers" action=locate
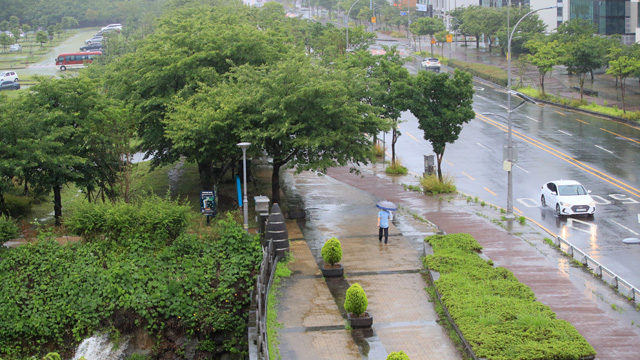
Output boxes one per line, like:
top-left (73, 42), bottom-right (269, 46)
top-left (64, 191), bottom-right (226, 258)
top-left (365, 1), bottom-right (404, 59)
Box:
top-left (379, 227), bottom-right (388, 243)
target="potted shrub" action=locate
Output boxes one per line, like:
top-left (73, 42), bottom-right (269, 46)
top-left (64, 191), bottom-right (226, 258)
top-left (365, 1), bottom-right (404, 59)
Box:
top-left (344, 283), bottom-right (373, 328)
top-left (321, 237), bottom-right (344, 277)
top-left (387, 351), bottom-right (410, 360)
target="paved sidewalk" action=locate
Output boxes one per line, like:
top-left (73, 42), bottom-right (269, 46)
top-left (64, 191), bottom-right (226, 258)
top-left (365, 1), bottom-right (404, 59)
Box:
top-left (277, 171), bottom-right (461, 360)
top-left (276, 163), bottom-right (640, 360)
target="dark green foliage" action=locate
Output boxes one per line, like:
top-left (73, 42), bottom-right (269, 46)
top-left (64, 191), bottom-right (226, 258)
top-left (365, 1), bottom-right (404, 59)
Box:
top-left (0, 213), bottom-right (262, 358)
top-left (423, 233), bottom-right (596, 360)
top-left (321, 237), bottom-right (342, 265)
top-left (387, 350), bottom-right (410, 360)
top-left (447, 59), bottom-right (508, 87)
top-left (0, 194), bottom-right (32, 219)
top-left (344, 283), bottom-right (368, 317)
top-left (64, 195), bottom-right (192, 245)
top-left (0, 215), bottom-right (19, 242)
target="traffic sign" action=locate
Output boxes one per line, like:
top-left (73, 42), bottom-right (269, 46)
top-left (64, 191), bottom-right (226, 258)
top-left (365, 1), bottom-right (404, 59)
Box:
top-left (400, 12), bottom-right (406, 15)
top-left (446, 34), bottom-right (452, 42)
top-left (430, 38), bottom-right (436, 45)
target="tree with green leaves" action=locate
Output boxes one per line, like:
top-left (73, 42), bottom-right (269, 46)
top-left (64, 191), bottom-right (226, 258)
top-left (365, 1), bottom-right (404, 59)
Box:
top-left (21, 76), bottom-right (124, 225)
top-left (459, 5), bottom-right (485, 49)
top-left (562, 35), bottom-right (610, 101)
top-left (229, 55), bottom-right (386, 203)
top-left (61, 16), bottom-right (78, 30)
top-left (21, 24), bottom-right (30, 40)
top-left (606, 54), bottom-right (640, 113)
top-left (0, 33), bottom-right (12, 52)
top-left (409, 16), bottom-right (445, 54)
top-left (496, 5), bottom-right (547, 57)
top-left (46, 24), bottom-right (54, 38)
top-left (35, 30), bottom-right (47, 47)
top-left (525, 40), bottom-right (563, 94)
top-left (9, 16), bottom-right (20, 30)
top-left (409, 69), bottom-right (475, 182)
top-left (54, 23), bottom-right (63, 38)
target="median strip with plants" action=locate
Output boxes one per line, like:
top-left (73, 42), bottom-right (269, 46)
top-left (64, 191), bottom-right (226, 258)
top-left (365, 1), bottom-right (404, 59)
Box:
top-left (423, 233), bottom-right (596, 360)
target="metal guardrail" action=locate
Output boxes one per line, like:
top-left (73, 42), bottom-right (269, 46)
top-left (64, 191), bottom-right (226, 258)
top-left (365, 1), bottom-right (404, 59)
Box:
top-left (554, 236), bottom-right (640, 303)
top-left (249, 242), bottom-right (279, 360)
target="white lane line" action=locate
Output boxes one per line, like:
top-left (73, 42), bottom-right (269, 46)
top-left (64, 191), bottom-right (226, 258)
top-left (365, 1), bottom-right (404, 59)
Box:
top-left (611, 220), bottom-right (640, 236)
top-left (525, 116), bottom-right (539, 123)
top-left (638, 214), bottom-right (640, 224)
top-left (514, 164), bottom-right (529, 173)
top-left (476, 95), bottom-right (488, 101)
top-left (477, 143), bottom-right (492, 151)
top-left (558, 130), bottom-right (573, 137)
top-left (595, 145), bottom-right (614, 154)
top-left (499, 105), bottom-right (508, 111)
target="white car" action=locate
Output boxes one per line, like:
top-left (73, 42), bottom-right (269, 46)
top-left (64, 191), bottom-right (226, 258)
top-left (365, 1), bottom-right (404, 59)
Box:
top-left (0, 70), bottom-right (19, 82)
top-left (9, 44), bottom-right (21, 52)
top-left (85, 36), bottom-right (104, 45)
top-left (541, 180), bottom-right (596, 217)
top-left (101, 24), bottom-right (122, 31)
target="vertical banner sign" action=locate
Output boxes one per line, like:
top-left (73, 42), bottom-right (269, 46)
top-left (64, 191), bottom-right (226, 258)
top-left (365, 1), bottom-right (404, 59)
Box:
top-left (372, 17), bottom-right (376, 23)
top-left (200, 191), bottom-right (216, 216)
top-left (446, 34), bottom-right (452, 42)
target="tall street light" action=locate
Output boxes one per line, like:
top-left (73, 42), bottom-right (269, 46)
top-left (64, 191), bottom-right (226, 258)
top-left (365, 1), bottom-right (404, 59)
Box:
top-left (345, 0), bottom-right (361, 59)
top-left (504, 1), bottom-right (556, 219)
top-left (237, 142), bottom-right (251, 233)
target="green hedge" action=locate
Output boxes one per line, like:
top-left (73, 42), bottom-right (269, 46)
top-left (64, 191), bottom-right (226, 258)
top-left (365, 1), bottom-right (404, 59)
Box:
top-left (447, 59), bottom-right (508, 87)
top-left (321, 237), bottom-right (342, 265)
top-left (424, 233), bottom-right (596, 360)
top-left (0, 215), bottom-right (20, 242)
top-left (0, 212), bottom-right (262, 358)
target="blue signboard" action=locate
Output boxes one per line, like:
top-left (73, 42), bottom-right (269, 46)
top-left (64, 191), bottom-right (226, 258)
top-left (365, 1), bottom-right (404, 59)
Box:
top-left (400, 12), bottom-right (407, 15)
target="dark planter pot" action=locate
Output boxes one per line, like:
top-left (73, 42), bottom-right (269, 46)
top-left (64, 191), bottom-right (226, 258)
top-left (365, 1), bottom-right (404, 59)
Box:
top-left (347, 312), bottom-right (373, 329)
top-left (321, 263), bottom-right (344, 278)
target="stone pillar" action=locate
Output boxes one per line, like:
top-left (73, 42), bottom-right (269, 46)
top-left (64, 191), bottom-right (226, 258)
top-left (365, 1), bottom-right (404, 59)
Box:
top-left (265, 203), bottom-right (289, 259)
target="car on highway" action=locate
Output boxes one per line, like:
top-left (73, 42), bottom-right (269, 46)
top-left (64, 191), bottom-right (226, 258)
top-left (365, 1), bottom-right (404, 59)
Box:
top-left (9, 44), bottom-right (22, 52)
top-left (421, 57), bottom-right (441, 73)
top-left (0, 80), bottom-right (20, 91)
top-left (0, 71), bottom-right (19, 82)
top-left (541, 180), bottom-right (596, 217)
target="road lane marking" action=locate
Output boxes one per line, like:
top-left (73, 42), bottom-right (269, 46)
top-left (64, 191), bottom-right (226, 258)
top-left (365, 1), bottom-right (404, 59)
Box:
top-left (599, 128), bottom-right (640, 145)
top-left (525, 116), bottom-right (539, 123)
top-left (445, 159), bottom-right (454, 166)
top-left (462, 172), bottom-right (475, 180)
top-left (476, 95), bottom-right (488, 101)
top-left (554, 111), bottom-right (566, 116)
top-left (476, 113), bottom-right (640, 198)
top-left (514, 164), bottom-right (529, 173)
top-left (594, 145), bottom-right (614, 154)
top-left (558, 130), bottom-right (573, 136)
top-left (499, 105), bottom-right (508, 111)
top-left (575, 118), bottom-right (590, 124)
top-left (611, 220), bottom-right (639, 236)
top-left (476, 143), bottom-right (492, 151)
top-left (484, 187), bottom-right (497, 196)
top-left (405, 131), bottom-right (421, 143)
top-left (514, 206), bottom-right (523, 214)
top-left (638, 214), bottom-right (640, 224)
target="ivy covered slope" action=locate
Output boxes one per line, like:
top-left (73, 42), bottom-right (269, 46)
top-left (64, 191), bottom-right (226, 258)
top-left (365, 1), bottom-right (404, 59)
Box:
top-left (424, 233), bottom-right (596, 360)
top-left (0, 197), bottom-right (262, 359)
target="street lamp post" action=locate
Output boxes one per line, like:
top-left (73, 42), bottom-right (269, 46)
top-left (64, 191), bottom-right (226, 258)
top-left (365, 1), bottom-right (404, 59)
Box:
top-left (345, 0), bottom-right (362, 59)
top-left (503, 1), bottom-right (556, 219)
top-left (237, 142), bottom-right (251, 233)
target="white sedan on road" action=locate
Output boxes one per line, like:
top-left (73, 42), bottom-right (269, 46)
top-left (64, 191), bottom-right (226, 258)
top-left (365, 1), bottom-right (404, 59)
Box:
top-left (541, 180), bottom-right (596, 217)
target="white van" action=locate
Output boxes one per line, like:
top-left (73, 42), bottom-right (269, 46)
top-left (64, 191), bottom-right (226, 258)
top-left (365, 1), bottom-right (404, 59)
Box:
top-left (9, 44), bottom-right (21, 52)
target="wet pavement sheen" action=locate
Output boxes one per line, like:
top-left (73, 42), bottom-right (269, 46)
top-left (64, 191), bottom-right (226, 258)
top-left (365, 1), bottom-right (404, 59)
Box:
top-left (276, 162), bottom-right (640, 360)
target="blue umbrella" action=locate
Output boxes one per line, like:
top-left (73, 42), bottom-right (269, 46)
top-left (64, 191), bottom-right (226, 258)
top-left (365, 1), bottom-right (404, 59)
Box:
top-left (376, 200), bottom-right (397, 211)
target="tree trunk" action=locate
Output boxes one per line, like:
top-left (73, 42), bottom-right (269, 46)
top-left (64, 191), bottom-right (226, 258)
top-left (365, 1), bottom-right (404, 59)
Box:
top-left (53, 185), bottom-right (62, 227)
top-left (197, 159), bottom-right (215, 190)
top-left (621, 78), bottom-right (626, 113)
top-left (540, 71), bottom-right (546, 94)
top-left (436, 151), bottom-right (444, 183)
top-left (271, 162), bottom-right (282, 205)
top-left (579, 73), bottom-right (586, 102)
top-left (391, 126), bottom-right (398, 164)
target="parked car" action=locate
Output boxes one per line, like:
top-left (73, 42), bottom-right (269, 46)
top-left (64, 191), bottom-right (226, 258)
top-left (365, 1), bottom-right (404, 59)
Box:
top-left (421, 58), bottom-right (441, 73)
top-left (9, 44), bottom-right (22, 52)
top-left (0, 80), bottom-right (20, 91)
top-left (80, 43), bottom-right (103, 52)
top-left (85, 36), bottom-right (104, 45)
top-left (101, 24), bottom-right (122, 31)
top-left (0, 71), bottom-right (19, 82)
top-left (540, 180), bottom-right (596, 217)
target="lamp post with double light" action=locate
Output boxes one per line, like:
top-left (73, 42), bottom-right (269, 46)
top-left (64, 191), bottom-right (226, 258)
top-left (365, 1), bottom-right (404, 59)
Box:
top-left (502, 1), bottom-right (556, 219)
top-left (237, 142), bottom-right (251, 233)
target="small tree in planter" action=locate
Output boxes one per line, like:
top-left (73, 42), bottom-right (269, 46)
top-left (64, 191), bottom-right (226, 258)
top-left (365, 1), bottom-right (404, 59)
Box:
top-left (321, 237), bottom-right (344, 277)
top-left (387, 351), bottom-right (410, 360)
top-left (344, 283), bottom-right (373, 328)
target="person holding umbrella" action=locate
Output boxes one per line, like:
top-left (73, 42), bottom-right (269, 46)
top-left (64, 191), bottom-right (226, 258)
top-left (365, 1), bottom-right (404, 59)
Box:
top-left (376, 201), bottom-right (396, 244)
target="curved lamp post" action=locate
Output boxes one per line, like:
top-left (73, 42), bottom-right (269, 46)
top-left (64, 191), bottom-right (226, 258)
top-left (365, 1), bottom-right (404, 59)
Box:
top-left (237, 142), bottom-right (251, 232)
top-left (345, 0), bottom-right (362, 59)
top-left (503, 2), bottom-right (556, 219)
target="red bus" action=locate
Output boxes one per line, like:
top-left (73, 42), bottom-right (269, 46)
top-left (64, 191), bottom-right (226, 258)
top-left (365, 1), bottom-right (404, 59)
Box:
top-left (55, 51), bottom-right (102, 71)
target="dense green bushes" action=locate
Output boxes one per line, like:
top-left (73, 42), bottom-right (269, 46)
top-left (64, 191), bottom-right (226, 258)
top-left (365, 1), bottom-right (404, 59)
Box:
top-left (420, 174), bottom-right (456, 194)
top-left (0, 208), bottom-right (262, 358)
top-left (0, 194), bottom-right (32, 219)
top-left (64, 195), bottom-right (192, 245)
top-left (344, 283), bottom-right (368, 317)
top-left (0, 215), bottom-right (19, 242)
top-left (423, 233), bottom-right (596, 360)
top-left (387, 351), bottom-right (410, 360)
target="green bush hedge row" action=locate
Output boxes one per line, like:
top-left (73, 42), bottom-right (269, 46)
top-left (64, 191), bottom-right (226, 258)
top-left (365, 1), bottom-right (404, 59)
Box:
top-left (0, 206), bottom-right (262, 358)
top-left (447, 59), bottom-right (508, 87)
top-left (423, 233), bottom-right (596, 360)
top-left (0, 215), bottom-right (20, 242)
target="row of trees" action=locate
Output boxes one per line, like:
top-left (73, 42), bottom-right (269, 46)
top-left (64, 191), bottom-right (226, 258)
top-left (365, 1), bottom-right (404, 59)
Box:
top-left (1, 0), bottom-right (475, 226)
top-left (0, 15), bottom-right (80, 51)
